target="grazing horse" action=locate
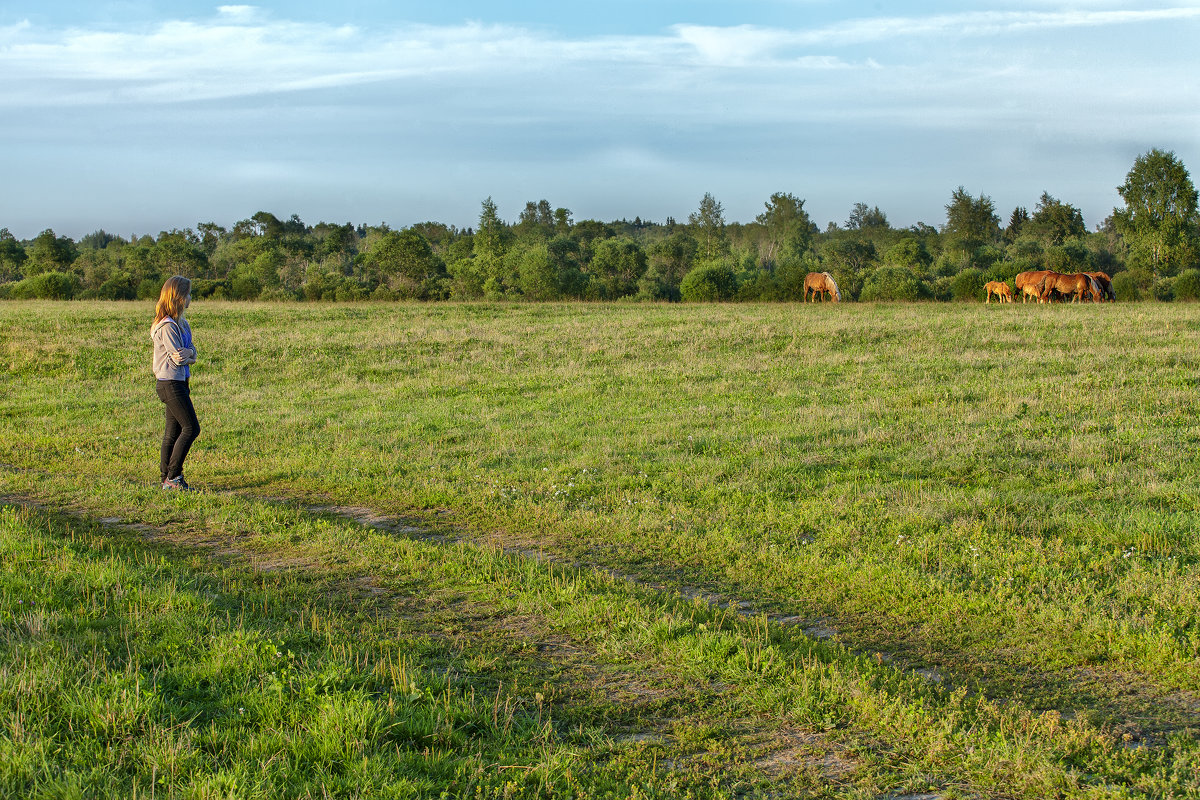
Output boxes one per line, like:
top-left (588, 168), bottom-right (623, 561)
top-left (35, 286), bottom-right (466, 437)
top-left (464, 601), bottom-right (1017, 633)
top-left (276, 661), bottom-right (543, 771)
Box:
top-left (1086, 271), bottom-right (1116, 302)
top-left (804, 272), bottom-right (842, 303)
top-left (985, 281), bottom-right (1013, 304)
top-left (1015, 270), bottom-right (1053, 303)
top-left (1038, 272), bottom-right (1102, 303)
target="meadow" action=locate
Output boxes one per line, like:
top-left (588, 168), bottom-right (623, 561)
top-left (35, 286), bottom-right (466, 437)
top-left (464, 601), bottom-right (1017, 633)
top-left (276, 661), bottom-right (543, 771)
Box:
top-left (2, 299), bottom-right (1200, 799)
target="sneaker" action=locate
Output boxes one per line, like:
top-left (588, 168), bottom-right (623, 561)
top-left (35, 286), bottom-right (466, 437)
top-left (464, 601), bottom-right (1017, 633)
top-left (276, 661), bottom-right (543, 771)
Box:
top-left (162, 475), bottom-right (191, 491)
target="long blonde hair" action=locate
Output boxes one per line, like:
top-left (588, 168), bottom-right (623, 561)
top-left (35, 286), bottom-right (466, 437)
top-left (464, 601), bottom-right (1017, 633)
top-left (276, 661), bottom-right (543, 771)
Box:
top-left (154, 275), bottom-right (192, 323)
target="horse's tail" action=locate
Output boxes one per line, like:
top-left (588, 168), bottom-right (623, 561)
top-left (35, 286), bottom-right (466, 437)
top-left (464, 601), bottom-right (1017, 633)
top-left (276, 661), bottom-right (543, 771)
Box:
top-left (824, 272), bottom-right (842, 301)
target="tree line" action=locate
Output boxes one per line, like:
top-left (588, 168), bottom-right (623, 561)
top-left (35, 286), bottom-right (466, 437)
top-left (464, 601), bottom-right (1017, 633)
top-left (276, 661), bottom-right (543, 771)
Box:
top-left (2, 149), bottom-right (1197, 303)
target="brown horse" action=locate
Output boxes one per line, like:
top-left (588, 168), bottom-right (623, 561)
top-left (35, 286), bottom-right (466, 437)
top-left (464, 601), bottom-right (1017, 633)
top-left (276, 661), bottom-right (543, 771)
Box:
top-left (1039, 272), bottom-right (1102, 303)
top-left (1015, 270), bottom-right (1053, 303)
top-left (985, 281), bottom-right (1013, 303)
top-left (1086, 271), bottom-right (1116, 302)
top-left (804, 272), bottom-right (842, 303)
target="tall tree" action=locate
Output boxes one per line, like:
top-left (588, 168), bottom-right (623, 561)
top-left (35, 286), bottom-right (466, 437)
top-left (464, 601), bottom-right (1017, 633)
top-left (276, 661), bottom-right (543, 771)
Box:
top-left (1026, 192), bottom-right (1086, 246)
top-left (1112, 149), bottom-right (1199, 277)
top-left (846, 202), bottom-right (888, 230)
top-left (1005, 207), bottom-right (1030, 242)
top-left (648, 231), bottom-right (698, 292)
top-left (472, 197), bottom-right (512, 295)
top-left (516, 200), bottom-right (556, 241)
top-left (24, 229), bottom-right (77, 276)
top-left (366, 229), bottom-right (445, 298)
top-left (942, 187), bottom-right (1001, 252)
top-left (689, 192), bottom-right (728, 261)
top-left (0, 228), bottom-right (28, 281)
top-left (588, 238), bottom-right (647, 299)
top-left (755, 192), bottom-right (814, 267)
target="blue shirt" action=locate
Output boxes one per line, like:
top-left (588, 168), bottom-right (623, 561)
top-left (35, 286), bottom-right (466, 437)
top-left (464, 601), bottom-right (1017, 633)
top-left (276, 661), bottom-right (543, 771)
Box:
top-left (180, 321), bottom-right (192, 379)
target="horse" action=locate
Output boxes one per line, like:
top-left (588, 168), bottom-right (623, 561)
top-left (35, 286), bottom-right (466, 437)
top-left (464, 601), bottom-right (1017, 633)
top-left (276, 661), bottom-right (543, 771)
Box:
top-left (985, 281), bottom-right (1013, 304)
top-left (1015, 270), bottom-right (1053, 303)
top-left (1039, 272), bottom-right (1102, 303)
top-left (804, 272), bottom-right (842, 303)
top-left (1086, 271), bottom-right (1116, 302)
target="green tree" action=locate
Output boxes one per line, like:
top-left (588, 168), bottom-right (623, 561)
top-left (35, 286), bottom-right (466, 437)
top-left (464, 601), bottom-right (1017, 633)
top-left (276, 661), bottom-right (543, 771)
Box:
top-left (755, 192), bottom-right (815, 267)
top-left (1026, 192), bottom-right (1086, 246)
top-left (689, 193), bottom-right (728, 261)
top-left (1112, 149), bottom-right (1199, 277)
top-left (196, 223), bottom-right (226, 257)
top-left (152, 230), bottom-right (208, 277)
top-left (647, 231), bottom-right (696, 294)
top-left (24, 229), bottom-right (77, 276)
top-left (1044, 241), bottom-right (1090, 274)
top-left (515, 200), bottom-right (555, 242)
top-left (943, 187), bottom-right (1001, 253)
top-left (365, 229), bottom-right (446, 298)
top-left (589, 238), bottom-right (647, 299)
top-left (78, 230), bottom-right (119, 250)
top-left (846, 202), bottom-right (888, 230)
top-left (882, 237), bottom-right (932, 277)
top-left (473, 197), bottom-right (513, 297)
top-left (1005, 207), bottom-right (1030, 242)
top-left (553, 207), bottom-right (573, 237)
top-left (250, 211), bottom-right (285, 240)
top-left (0, 228), bottom-right (27, 282)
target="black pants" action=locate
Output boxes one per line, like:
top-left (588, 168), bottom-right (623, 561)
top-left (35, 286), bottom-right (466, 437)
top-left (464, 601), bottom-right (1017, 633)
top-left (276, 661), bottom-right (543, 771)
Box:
top-left (156, 379), bottom-right (200, 481)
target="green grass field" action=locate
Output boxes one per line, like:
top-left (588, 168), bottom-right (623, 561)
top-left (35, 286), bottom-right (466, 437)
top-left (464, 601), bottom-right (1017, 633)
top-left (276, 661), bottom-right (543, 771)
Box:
top-left (3, 299), bottom-right (1200, 798)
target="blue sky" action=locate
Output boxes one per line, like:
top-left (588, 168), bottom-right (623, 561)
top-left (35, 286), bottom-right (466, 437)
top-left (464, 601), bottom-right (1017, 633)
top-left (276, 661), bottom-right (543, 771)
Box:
top-left (2, 1), bottom-right (1198, 239)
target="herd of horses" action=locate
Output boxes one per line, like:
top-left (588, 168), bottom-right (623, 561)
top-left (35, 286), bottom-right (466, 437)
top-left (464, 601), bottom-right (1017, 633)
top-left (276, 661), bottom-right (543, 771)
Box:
top-left (802, 270), bottom-right (1116, 304)
top-left (987, 270), bottom-right (1116, 304)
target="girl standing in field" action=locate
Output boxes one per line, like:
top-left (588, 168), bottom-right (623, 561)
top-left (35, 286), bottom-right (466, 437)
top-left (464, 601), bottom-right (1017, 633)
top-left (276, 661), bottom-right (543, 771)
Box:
top-left (151, 275), bottom-right (200, 490)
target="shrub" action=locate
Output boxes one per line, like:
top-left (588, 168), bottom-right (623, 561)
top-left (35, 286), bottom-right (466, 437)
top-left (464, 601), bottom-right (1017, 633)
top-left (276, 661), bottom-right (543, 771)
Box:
top-left (1153, 278), bottom-right (1175, 302)
top-left (8, 271), bottom-right (79, 299)
top-left (259, 286), bottom-right (301, 302)
top-left (680, 261), bottom-right (738, 302)
top-left (1173, 269), bottom-right (1200, 301)
top-left (370, 284), bottom-right (398, 301)
top-left (190, 279), bottom-right (229, 299)
top-left (860, 266), bottom-right (931, 302)
top-left (736, 269), bottom-right (780, 301)
top-left (230, 272), bottom-right (262, 300)
top-left (950, 268), bottom-right (985, 302)
top-left (1111, 271), bottom-right (1141, 302)
top-left (91, 273), bottom-right (138, 300)
top-left (334, 278), bottom-right (368, 301)
top-left (137, 278), bottom-right (163, 300)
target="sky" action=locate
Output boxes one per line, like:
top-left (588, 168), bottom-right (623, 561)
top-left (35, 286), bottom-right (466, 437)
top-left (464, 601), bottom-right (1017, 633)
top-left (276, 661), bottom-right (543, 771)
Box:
top-left (2, 1), bottom-right (1198, 240)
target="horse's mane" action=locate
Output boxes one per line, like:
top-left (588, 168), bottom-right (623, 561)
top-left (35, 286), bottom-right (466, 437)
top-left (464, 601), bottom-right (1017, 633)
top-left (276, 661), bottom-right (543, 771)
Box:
top-left (823, 272), bottom-right (842, 300)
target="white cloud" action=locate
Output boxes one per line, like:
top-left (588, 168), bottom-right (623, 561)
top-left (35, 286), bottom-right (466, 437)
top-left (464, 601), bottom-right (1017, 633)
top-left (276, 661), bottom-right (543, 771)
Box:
top-left (1, 7), bottom-right (1197, 107)
top-left (216, 6), bottom-right (261, 23)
